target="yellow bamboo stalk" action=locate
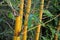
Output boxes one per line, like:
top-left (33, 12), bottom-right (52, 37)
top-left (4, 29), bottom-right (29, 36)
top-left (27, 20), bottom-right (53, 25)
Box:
top-left (22, 0), bottom-right (31, 40)
top-left (35, 0), bottom-right (44, 40)
top-left (13, 0), bottom-right (24, 40)
top-left (54, 20), bottom-right (60, 40)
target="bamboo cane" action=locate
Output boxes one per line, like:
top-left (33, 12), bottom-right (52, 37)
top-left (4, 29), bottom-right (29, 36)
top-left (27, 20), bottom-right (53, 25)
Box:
top-left (35, 0), bottom-right (44, 40)
top-left (22, 0), bottom-right (31, 40)
top-left (54, 20), bottom-right (60, 40)
top-left (13, 0), bottom-right (24, 40)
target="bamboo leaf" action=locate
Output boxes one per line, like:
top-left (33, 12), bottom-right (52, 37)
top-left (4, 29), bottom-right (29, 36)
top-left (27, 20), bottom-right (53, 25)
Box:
top-left (8, 12), bottom-right (15, 20)
top-left (43, 10), bottom-right (54, 18)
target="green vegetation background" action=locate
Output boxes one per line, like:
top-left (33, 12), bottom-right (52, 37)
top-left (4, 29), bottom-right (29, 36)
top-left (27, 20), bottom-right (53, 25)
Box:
top-left (0, 0), bottom-right (60, 40)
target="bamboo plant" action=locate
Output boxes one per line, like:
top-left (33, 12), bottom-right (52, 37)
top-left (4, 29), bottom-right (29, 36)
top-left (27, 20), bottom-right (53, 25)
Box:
top-left (13, 0), bottom-right (24, 40)
top-left (35, 0), bottom-right (44, 40)
top-left (22, 0), bottom-right (31, 40)
top-left (54, 20), bottom-right (60, 40)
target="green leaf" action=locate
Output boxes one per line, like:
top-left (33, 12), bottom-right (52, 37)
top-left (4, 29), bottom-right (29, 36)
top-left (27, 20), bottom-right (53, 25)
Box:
top-left (41, 36), bottom-right (50, 40)
top-left (8, 12), bottom-right (15, 20)
top-left (43, 10), bottom-right (54, 18)
top-left (28, 14), bottom-right (39, 28)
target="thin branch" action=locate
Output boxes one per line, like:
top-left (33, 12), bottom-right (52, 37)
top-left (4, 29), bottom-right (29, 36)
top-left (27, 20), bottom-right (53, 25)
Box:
top-left (20, 14), bottom-right (60, 35)
top-left (44, 14), bottom-right (60, 24)
top-left (5, 21), bottom-right (14, 31)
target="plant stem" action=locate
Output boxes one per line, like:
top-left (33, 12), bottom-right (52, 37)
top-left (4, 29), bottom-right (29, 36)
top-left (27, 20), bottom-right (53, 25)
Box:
top-left (54, 20), bottom-right (60, 40)
top-left (13, 0), bottom-right (24, 40)
top-left (35, 0), bottom-right (44, 40)
top-left (22, 0), bottom-right (31, 40)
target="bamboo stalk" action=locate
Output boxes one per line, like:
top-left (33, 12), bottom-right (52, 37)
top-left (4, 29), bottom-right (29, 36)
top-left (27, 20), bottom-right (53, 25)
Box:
top-left (13, 0), bottom-right (24, 40)
top-left (46, 0), bottom-right (50, 9)
top-left (54, 20), bottom-right (60, 40)
top-left (35, 0), bottom-right (44, 40)
top-left (22, 0), bottom-right (31, 40)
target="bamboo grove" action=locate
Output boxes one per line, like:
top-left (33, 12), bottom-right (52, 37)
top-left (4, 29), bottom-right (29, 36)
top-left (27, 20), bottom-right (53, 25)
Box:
top-left (0, 0), bottom-right (60, 40)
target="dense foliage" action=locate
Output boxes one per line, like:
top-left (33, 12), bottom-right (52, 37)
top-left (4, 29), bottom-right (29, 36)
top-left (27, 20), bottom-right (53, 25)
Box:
top-left (0, 0), bottom-right (60, 40)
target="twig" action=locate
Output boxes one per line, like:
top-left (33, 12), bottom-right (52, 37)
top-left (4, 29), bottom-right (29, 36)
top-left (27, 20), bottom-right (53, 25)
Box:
top-left (20, 14), bottom-right (60, 35)
top-left (5, 21), bottom-right (14, 31)
top-left (44, 14), bottom-right (60, 24)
